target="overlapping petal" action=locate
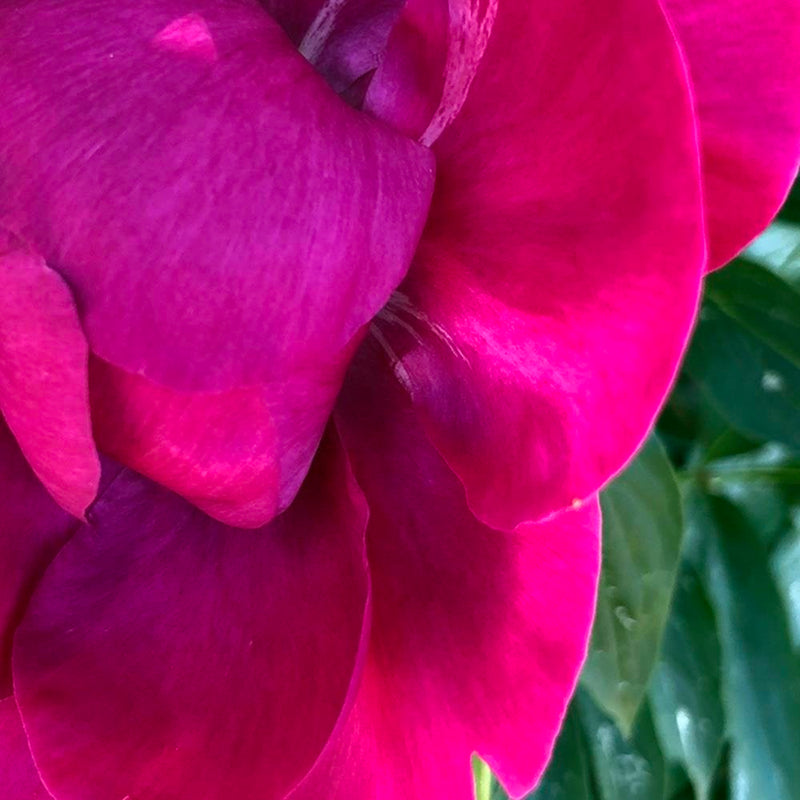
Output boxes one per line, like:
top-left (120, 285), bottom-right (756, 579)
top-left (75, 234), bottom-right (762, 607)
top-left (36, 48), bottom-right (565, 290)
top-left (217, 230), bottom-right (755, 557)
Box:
top-left (289, 341), bottom-right (601, 800)
top-left (89, 358), bottom-right (274, 528)
top-left (0, 0), bottom-right (434, 525)
top-left (260, 0), bottom-right (324, 43)
top-left (12, 431), bottom-right (371, 800)
top-left (664, 0), bottom-right (800, 269)
top-left (0, 239), bottom-right (99, 518)
top-left (375, 0), bottom-right (705, 531)
top-left (299, 1), bottom-right (405, 94)
top-left (0, 424), bottom-right (76, 697)
top-left (363, 0), bottom-right (449, 139)
top-left (0, 697), bottom-right (50, 799)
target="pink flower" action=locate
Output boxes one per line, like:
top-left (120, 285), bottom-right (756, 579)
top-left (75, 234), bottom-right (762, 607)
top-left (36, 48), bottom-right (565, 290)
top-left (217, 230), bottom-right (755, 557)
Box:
top-left (0, 1), bottom-right (798, 798)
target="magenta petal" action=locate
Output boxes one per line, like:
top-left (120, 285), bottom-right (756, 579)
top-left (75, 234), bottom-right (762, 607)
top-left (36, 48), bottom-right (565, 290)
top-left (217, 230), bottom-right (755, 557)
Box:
top-left (0, 698), bottom-right (50, 799)
top-left (289, 342), bottom-right (601, 799)
top-left (0, 0), bottom-right (434, 391)
top-left (259, 0), bottom-right (325, 43)
top-left (0, 424), bottom-right (75, 697)
top-left (304, 1), bottom-right (406, 93)
top-left (13, 432), bottom-right (371, 800)
top-left (665, 0), bottom-right (800, 269)
top-left (0, 0), bottom-right (434, 521)
top-left (364, 0), bottom-right (449, 139)
top-left (89, 357), bottom-right (282, 528)
top-left (0, 240), bottom-right (100, 519)
top-left (378, 0), bottom-right (704, 530)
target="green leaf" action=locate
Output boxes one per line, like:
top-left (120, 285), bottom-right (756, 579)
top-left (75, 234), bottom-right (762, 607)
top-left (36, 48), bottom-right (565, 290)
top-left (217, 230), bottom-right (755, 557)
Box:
top-left (699, 443), bottom-right (800, 550)
top-left (705, 261), bottom-right (800, 369)
top-left (648, 565), bottom-right (725, 800)
top-left (688, 493), bottom-right (800, 800)
top-left (473, 756), bottom-right (494, 800)
top-left (578, 692), bottom-right (666, 800)
top-left (531, 704), bottom-right (596, 800)
top-left (664, 764), bottom-right (693, 800)
top-left (472, 705), bottom-right (597, 800)
top-left (582, 436), bottom-right (683, 733)
top-left (744, 219), bottom-right (800, 290)
top-left (684, 301), bottom-right (800, 450)
top-left (657, 374), bottom-right (734, 469)
top-left (772, 528), bottom-right (800, 650)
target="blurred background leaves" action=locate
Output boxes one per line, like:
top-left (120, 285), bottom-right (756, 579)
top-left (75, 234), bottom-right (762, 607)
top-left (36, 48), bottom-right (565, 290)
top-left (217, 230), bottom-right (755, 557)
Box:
top-left (476, 184), bottom-right (800, 800)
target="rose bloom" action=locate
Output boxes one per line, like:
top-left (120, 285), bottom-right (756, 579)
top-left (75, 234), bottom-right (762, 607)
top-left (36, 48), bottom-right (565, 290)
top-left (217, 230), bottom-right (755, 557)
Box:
top-left (0, 0), bottom-right (798, 798)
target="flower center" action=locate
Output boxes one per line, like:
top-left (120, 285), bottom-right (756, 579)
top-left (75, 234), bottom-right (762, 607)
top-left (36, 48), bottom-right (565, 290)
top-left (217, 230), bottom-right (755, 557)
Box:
top-left (264, 0), bottom-right (498, 144)
top-left (298, 0), bottom-right (407, 104)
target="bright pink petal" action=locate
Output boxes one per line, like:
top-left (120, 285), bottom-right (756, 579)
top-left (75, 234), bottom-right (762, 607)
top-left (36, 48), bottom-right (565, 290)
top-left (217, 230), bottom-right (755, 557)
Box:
top-left (0, 239), bottom-right (100, 519)
top-left (290, 342), bottom-right (601, 799)
top-left (378, 0), bottom-right (704, 530)
top-left (0, 424), bottom-right (76, 697)
top-left (0, 697), bottom-right (50, 799)
top-left (13, 431), bottom-right (371, 800)
top-left (88, 357), bottom-right (281, 528)
top-left (0, 0), bottom-right (434, 524)
top-left (89, 352), bottom-right (354, 527)
top-left (364, 0), bottom-right (449, 139)
top-left (664, 0), bottom-right (800, 269)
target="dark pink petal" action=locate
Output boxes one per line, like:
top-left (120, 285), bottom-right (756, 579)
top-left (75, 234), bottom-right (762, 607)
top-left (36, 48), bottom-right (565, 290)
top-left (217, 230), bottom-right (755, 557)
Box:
top-left (302, 1), bottom-right (405, 94)
top-left (259, 0), bottom-right (324, 43)
top-left (265, 0), bottom-right (448, 137)
top-left (378, 0), bottom-right (704, 530)
top-left (0, 0), bottom-right (434, 524)
top-left (13, 431), bottom-right (371, 800)
top-left (0, 424), bottom-right (76, 697)
top-left (364, 0), bottom-right (449, 139)
top-left (0, 0), bottom-right (433, 390)
top-left (664, 0), bottom-right (800, 269)
top-left (290, 342), bottom-right (601, 799)
top-left (0, 239), bottom-right (100, 519)
top-left (0, 697), bottom-right (50, 799)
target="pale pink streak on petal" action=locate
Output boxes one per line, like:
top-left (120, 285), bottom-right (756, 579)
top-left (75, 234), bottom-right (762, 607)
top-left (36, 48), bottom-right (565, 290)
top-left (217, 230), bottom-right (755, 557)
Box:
top-left (153, 13), bottom-right (218, 62)
top-left (420, 0), bottom-right (498, 146)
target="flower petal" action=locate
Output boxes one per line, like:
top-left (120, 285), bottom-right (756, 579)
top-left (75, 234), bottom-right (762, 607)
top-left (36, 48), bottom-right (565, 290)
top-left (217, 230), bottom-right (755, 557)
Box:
top-left (0, 239), bottom-right (100, 518)
top-left (290, 341), bottom-right (601, 799)
top-left (301, 1), bottom-right (406, 94)
top-left (0, 424), bottom-right (76, 697)
top-left (0, 697), bottom-right (51, 799)
top-left (260, 0), bottom-right (324, 43)
top-left (88, 357), bottom-right (282, 528)
top-left (13, 430), bottom-right (371, 800)
top-left (363, 0), bottom-right (449, 139)
top-left (0, 0), bottom-right (434, 524)
top-left (378, 0), bottom-right (704, 530)
top-left (89, 351), bottom-right (355, 527)
top-left (664, 0), bottom-right (800, 269)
